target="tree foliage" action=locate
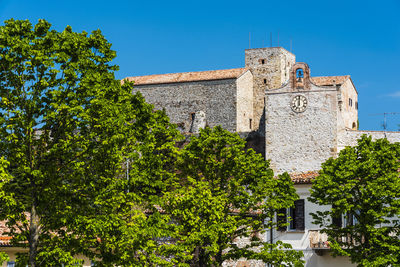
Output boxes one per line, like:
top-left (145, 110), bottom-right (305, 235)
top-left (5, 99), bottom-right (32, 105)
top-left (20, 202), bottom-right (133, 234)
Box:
top-left (0, 18), bottom-right (304, 267)
top-left (0, 18), bottom-right (180, 266)
top-left (160, 126), bottom-right (304, 266)
top-left (309, 135), bottom-right (400, 267)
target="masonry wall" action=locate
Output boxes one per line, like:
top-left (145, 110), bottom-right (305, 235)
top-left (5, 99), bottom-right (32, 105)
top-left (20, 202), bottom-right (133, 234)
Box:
top-left (338, 130), bottom-right (400, 151)
top-left (134, 79), bottom-right (238, 132)
top-left (236, 70), bottom-right (254, 132)
top-left (338, 79), bottom-right (358, 130)
top-left (265, 85), bottom-right (338, 174)
top-left (245, 47), bottom-right (296, 131)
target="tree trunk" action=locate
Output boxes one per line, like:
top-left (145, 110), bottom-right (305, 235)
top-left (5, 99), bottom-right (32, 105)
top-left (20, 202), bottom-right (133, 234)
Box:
top-left (29, 201), bottom-right (40, 267)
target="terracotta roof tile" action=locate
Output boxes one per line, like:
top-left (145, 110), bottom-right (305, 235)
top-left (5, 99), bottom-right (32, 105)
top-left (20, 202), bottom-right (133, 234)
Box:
top-left (124, 68), bottom-right (248, 85)
top-left (311, 75), bottom-right (350, 86)
top-left (290, 171), bottom-right (319, 184)
top-left (0, 236), bottom-right (12, 246)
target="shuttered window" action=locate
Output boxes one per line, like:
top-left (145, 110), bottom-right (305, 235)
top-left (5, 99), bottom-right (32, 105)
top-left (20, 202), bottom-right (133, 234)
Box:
top-left (332, 204), bottom-right (342, 227)
top-left (277, 208), bottom-right (287, 231)
top-left (277, 199), bottom-right (305, 231)
top-left (291, 199), bottom-right (305, 230)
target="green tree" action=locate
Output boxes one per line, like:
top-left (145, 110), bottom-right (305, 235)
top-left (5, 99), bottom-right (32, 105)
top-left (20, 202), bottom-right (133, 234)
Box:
top-left (0, 19), bottom-right (180, 266)
top-left (161, 126), bottom-right (304, 267)
top-left (309, 135), bottom-right (400, 267)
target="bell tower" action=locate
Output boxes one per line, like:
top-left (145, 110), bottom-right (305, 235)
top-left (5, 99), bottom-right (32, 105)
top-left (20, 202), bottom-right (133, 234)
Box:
top-left (264, 63), bottom-right (341, 174)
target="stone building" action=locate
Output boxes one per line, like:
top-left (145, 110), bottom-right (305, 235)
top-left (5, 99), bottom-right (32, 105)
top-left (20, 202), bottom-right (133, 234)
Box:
top-left (125, 47), bottom-right (400, 267)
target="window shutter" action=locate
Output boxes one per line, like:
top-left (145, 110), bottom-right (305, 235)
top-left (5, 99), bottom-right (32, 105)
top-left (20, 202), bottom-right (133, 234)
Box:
top-left (332, 204), bottom-right (342, 228)
top-left (294, 200), bottom-right (305, 230)
top-left (346, 212), bottom-right (353, 226)
top-left (277, 208), bottom-right (287, 231)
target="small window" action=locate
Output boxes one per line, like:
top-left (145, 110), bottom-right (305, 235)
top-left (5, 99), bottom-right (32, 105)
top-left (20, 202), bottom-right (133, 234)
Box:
top-left (296, 69), bottom-right (304, 79)
top-left (277, 208), bottom-right (287, 231)
top-left (249, 119), bottom-right (252, 130)
top-left (349, 98), bottom-right (353, 107)
top-left (263, 79), bottom-right (267, 84)
top-left (290, 199), bottom-right (305, 230)
top-left (332, 204), bottom-right (342, 228)
top-left (352, 122), bottom-right (356, 129)
top-left (261, 59), bottom-right (265, 64)
top-left (7, 262), bottom-right (16, 267)
top-left (331, 207), bottom-right (359, 228)
top-left (277, 199), bottom-right (305, 231)
top-left (355, 101), bottom-right (358, 110)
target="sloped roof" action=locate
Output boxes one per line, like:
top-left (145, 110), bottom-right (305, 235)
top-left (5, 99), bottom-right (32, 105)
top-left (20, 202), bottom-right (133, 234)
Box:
top-left (311, 75), bottom-right (350, 86)
top-left (0, 236), bottom-right (12, 247)
top-left (290, 171), bottom-right (319, 184)
top-left (124, 68), bottom-right (248, 85)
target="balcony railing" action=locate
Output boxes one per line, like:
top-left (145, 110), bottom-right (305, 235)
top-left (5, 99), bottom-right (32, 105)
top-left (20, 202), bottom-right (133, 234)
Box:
top-left (309, 230), bottom-right (329, 249)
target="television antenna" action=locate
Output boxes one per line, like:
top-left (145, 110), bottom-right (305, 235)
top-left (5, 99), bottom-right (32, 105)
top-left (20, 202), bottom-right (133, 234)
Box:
top-left (369, 112), bottom-right (400, 131)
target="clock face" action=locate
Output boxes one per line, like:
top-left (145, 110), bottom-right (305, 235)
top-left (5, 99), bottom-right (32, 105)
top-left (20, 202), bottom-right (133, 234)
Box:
top-left (291, 95), bottom-right (308, 113)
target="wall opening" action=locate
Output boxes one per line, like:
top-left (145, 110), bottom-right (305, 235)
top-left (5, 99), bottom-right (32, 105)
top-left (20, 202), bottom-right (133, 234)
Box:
top-left (249, 118), bottom-right (252, 130)
top-left (352, 122), bottom-right (356, 129)
top-left (263, 79), bottom-right (267, 84)
top-left (296, 68), bottom-right (304, 81)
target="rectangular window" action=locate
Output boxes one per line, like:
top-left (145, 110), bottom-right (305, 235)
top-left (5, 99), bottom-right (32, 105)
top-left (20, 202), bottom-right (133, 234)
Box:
top-left (277, 208), bottom-right (287, 231)
top-left (290, 199), bottom-right (305, 230)
top-left (349, 98), bottom-right (353, 107)
top-left (355, 101), bottom-right (358, 110)
top-left (332, 204), bottom-right (342, 227)
top-left (277, 199), bottom-right (305, 231)
top-left (331, 207), bottom-right (360, 228)
top-left (249, 118), bottom-right (252, 130)
top-left (7, 262), bottom-right (16, 267)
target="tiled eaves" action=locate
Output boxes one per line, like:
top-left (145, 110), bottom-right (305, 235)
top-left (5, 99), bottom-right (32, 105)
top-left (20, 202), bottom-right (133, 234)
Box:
top-left (0, 236), bottom-right (12, 246)
top-left (310, 75), bottom-right (350, 86)
top-left (290, 171), bottom-right (319, 184)
top-left (123, 68), bottom-right (248, 85)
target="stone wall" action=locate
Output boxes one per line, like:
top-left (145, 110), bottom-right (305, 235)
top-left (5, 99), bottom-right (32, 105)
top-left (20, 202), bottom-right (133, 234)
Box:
top-left (245, 47), bottom-right (296, 131)
top-left (338, 130), bottom-right (400, 151)
top-left (338, 78), bottom-right (358, 130)
top-left (134, 78), bottom-right (238, 133)
top-left (236, 70), bottom-right (254, 132)
top-left (265, 85), bottom-right (338, 174)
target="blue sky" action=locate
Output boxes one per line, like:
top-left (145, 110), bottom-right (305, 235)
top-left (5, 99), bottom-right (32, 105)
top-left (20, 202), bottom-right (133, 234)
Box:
top-left (1, 0), bottom-right (399, 130)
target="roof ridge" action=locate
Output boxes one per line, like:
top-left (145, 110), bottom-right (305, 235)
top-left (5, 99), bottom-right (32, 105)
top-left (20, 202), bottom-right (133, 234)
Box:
top-left (128, 67), bottom-right (247, 78)
top-left (124, 68), bottom-right (249, 85)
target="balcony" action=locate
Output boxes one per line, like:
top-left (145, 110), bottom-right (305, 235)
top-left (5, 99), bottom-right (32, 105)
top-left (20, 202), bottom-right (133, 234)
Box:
top-left (309, 230), bottom-right (330, 256)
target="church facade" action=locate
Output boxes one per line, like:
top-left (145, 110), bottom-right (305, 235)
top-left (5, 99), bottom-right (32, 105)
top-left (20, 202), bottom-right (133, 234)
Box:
top-left (125, 47), bottom-right (400, 266)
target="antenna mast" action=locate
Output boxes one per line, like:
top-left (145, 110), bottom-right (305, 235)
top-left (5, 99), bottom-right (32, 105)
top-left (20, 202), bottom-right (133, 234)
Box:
top-left (369, 112), bottom-right (400, 136)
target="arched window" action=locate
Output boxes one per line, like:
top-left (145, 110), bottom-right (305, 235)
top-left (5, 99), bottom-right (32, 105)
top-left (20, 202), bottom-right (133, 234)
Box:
top-left (296, 68), bottom-right (304, 80)
top-left (352, 122), bottom-right (356, 129)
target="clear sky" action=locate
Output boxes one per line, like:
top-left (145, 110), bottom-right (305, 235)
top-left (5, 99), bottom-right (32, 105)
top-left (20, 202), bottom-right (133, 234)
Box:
top-left (1, 0), bottom-right (399, 131)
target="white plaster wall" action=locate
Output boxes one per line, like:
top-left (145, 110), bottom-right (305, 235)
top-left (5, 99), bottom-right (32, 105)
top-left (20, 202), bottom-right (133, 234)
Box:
top-left (236, 70), bottom-right (254, 132)
top-left (304, 252), bottom-right (354, 267)
top-left (268, 184), bottom-right (355, 267)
